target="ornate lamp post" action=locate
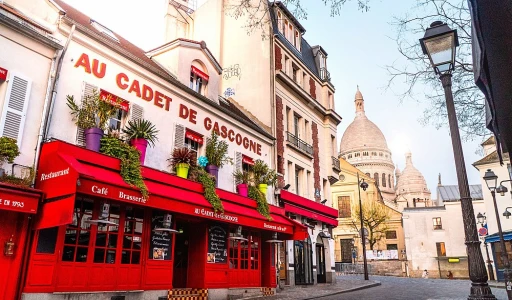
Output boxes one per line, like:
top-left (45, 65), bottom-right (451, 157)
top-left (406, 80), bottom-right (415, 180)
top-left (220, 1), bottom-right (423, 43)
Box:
top-left (420, 21), bottom-right (495, 299)
top-left (483, 170), bottom-right (512, 298)
top-left (477, 212), bottom-right (495, 281)
top-left (356, 172), bottom-right (369, 280)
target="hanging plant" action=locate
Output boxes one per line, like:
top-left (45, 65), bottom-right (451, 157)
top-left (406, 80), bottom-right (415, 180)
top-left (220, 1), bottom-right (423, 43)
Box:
top-left (248, 185), bottom-right (272, 221)
top-left (195, 167), bottom-right (224, 213)
top-left (100, 135), bottom-right (148, 199)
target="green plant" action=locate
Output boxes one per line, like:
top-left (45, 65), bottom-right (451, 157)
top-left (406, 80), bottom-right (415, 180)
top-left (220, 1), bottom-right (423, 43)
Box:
top-left (205, 131), bottom-right (232, 168)
top-left (252, 159), bottom-right (277, 186)
top-left (122, 119), bottom-right (159, 147)
top-left (0, 137), bottom-right (20, 166)
top-left (248, 185), bottom-right (272, 220)
top-left (233, 169), bottom-right (252, 184)
top-left (168, 147), bottom-right (197, 167)
top-left (100, 134), bottom-right (148, 199)
top-left (196, 167), bottom-right (224, 213)
top-left (0, 167), bottom-right (34, 188)
top-left (66, 89), bottom-right (120, 130)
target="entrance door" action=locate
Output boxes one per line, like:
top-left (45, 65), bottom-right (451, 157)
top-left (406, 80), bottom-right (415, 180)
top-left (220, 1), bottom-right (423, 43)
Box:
top-left (173, 221), bottom-right (190, 288)
top-left (0, 211), bottom-right (24, 300)
top-left (294, 237), bottom-right (313, 285)
top-left (340, 239), bottom-right (353, 263)
top-left (316, 244), bottom-right (326, 283)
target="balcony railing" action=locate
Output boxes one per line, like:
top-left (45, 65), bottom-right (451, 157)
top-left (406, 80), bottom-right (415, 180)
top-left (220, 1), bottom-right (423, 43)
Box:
top-left (286, 132), bottom-right (314, 156)
top-left (320, 67), bottom-right (331, 82)
top-left (332, 156), bottom-right (341, 172)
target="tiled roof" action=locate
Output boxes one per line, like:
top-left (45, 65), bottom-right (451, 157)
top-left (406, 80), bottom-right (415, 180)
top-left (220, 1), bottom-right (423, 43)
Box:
top-left (438, 184), bottom-right (483, 202)
top-left (473, 150), bottom-right (509, 166)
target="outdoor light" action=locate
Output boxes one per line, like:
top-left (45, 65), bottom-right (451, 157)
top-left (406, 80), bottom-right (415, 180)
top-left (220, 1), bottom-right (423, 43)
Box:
top-left (504, 209), bottom-right (512, 219)
top-left (266, 232), bottom-right (283, 243)
top-left (497, 184), bottom-right (509, 196)
top-left (360, 180), bottom-right (369, 191)
top-left (483, 169), bottom-right (498, 190)
top-left (283, 184), bottom-right (291, 190)
top-left (419, 21), bottom-right (459, 75)
top-left (3, 235), bottom-right (14, 256)
top-left (229, 225), bottom-right (248, 241)
top-left (476, 212), bottom-right (486, 225)
top-left (153, 213), bottom-right (180, 233)
top-left (321, 199), bottom-right (327, 204)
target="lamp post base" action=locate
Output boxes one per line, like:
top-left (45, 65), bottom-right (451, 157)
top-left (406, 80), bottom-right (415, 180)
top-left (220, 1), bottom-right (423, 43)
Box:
top-left (468, 283), bottom-right (497, 300)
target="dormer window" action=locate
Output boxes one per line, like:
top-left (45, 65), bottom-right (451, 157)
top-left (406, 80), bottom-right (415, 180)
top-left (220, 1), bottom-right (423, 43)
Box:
top-left (91, 20), bottom-right (119, 43)
top-left (294, 30), bottom-right (301, 51)
top-left (190, 65), bottom-right (209, 95)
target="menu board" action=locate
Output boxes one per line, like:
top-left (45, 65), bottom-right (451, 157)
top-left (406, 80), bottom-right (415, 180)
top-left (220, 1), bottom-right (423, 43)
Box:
top-left (149, 213), bottom-right (172, 260)
top-left (207, 223), bottom-right (228, 264)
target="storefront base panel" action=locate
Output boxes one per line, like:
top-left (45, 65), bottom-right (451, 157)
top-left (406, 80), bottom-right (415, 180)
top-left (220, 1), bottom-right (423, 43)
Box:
top-left (22, 290), bottom-right (167, 300)
top-left (326, 271), bottom-right (335, 284)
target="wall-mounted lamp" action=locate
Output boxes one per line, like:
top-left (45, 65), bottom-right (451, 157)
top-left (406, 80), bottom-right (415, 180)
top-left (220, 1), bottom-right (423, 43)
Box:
top-left (283, 184), bottom-right (291, 190)
top-left (4, 235), bottom-right (14, 256)
top-left (321, 199), bottom-right (327, 204)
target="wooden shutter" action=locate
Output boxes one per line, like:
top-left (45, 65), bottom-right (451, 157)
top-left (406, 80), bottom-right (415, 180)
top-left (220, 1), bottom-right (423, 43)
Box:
top-left (0, 73), bottom-right (32, 146)
top-left (130, 104), bottom-right (144, 121)
top-left (234, 151), bottom-right (242, 188)
top-left (76, 82), bottom-right (98, 146)
top-left (174, 123), bottom-right (185, 149)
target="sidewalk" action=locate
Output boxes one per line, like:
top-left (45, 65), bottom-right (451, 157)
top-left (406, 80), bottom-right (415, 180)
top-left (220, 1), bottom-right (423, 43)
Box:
top-left (488, 280), bottom-right (506, 289)
top-left (259, 276), bottom-right (380, 300)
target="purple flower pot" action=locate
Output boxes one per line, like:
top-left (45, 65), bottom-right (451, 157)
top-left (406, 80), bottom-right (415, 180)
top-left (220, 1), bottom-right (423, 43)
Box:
top-left (84, 128), bottom-right (104, 152)
top-left (205, 165), bottom-right (219, 187)
top-left (130, 138), bottom-right (148, 164)
top-left (237, 184), bottom-right (248, 197)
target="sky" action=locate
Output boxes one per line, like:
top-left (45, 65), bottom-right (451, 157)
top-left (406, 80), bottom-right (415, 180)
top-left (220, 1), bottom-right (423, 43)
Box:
top-left (64, 0), bottom-right (487, 197)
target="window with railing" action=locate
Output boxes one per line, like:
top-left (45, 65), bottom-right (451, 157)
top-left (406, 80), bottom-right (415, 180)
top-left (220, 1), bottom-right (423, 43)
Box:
top-left (332, 156), bottom-right (341, 172)
top-left (286, 132), bottom-right (313, 156)
top-left (319, 67), bottom-right (331, 82)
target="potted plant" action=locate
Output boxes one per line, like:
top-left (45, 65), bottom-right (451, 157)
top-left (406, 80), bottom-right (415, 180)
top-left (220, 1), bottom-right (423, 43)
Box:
top-left (67, 90), bottom-right (119, 152)
top-left (252, 159), bottom-right (277, 195)
top-left (233, 169), bottom-right (251, 197)
top-left (168, 147), bottom-right (196, 179)
top-left (122, 118), bottom-right (159, 164)
top-left (205, 131), bottom-right (232, 186)
top-left (0, 137), bottom-right (20, 176)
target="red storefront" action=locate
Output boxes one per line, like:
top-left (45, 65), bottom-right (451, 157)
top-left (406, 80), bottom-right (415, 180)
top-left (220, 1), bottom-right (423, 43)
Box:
top-left (24, 140), bottom-right (307, 297)
top-left (0, 182), bottom-right (43, 300)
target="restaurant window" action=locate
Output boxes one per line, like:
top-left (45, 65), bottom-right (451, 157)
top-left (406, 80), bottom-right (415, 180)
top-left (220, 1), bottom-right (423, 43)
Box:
top-left (62, 199), bottom-right (94, 262)
top-left (228, 229), bottom-right (260, 270)
top-left (93, 203), bottom-right (121, 264)
top-left (385, 231), bottom-right (397, 239)
top-left (433, 217), bottom-right (442, 230)
top-left (122, 206), bottom-right (144, 264)
top-left (36, 227), bottom-right (59, 254)
top-left (338, 196), bottom-right (351, 218)
top-left (436, 242), bottom-right (446, 257)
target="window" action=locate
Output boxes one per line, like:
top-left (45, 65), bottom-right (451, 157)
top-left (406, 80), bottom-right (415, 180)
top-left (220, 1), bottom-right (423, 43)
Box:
top-left (293, 114), bottom-right (300, 137)
top-left (292, 64), bottom-right (299, 83)
top-left (288, 24), bottom-right (293, 42)
top-left (284, 56), bottom-right (290, 74)
top-left (229, 229), bottom-right (260, 270)
top-left (190, 72), bottom-right (203, 94)
top-left (185, 137), bottom-right (199, 161)
top-left (363, 152), bottom-right (368, 156)
top-left (108, 108), bottom-right (125, 132)
top-left (385, 231), bottom-right (397, 239)
top-left (355, 152), bottom-right (360, 157)
top-left (62, 199), bottom-right (94, 262)
top-left (365, 173), bottom-right (370, 177)
top-left (284, 20), bottom-right (288, 38)
top-left (295, 167), bottom-right (302, 195)
top-left (303, 73), bottom-right (308, 89)
top-left (388, 174), bottom-right (392, 189)
top-left (93, 203), bottom-right (120, 264)
top-left (382, 173), bottom-right (386, 187)
top-left (386, 244), bottom-right (398, 250)
top-left (91, 20), bottom-right (119, 42)
top-left (379, 152), bottom-right (383, 156)
top-left (374, 173), bottom-right (379, 187)
top-left (36, 227), bottom-right (59, 254)
top-left (347, 154), bottom-right (352, 159)
top-left (278, 12), bottom-right (284, 34)
top-left (433, 217), bottom-right (442, 230)
top-left (371, 152), bottom-right (377, 156)
top-left (436, 242), bottom-right (446, 257)
top-left (338, 196), bottom-right (351, 218)
top-left (294, 30), bottom-right (299, 48)
top-left (121, 206), bottom-right (144, 264)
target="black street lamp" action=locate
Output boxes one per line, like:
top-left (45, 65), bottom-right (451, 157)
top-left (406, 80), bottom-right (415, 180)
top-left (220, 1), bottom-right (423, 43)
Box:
top-left (420, 21), bottom-right (496, 299)
top-left (477, 212), bottom-right (495, 281)
top-left (356, 172), bottom-right (369, 280)
top-left (483, 169), bottom-right (512, 299)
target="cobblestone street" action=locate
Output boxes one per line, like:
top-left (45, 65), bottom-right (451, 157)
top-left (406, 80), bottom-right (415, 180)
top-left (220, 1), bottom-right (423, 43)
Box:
top-left (312, 275), bottom-right (508, 300)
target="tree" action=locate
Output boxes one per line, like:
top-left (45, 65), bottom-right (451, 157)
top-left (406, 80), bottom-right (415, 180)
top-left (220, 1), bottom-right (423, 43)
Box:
top-left (386, 0), bottom-right (485, 141)
top-left (224, 0), bottom-right (370, 39)
top-left (352, 199), bottom-right (392, 250)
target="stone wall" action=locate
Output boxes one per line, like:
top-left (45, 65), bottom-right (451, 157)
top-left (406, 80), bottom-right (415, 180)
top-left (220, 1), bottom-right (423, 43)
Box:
top-left (408, 259), bottom-right (469, 279)
top-left (368, 260), bottom-right (406, 277)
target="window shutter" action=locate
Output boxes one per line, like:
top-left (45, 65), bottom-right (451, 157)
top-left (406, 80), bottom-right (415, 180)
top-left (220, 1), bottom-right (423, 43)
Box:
top-left (0, 73), bottom-right (32, 146)
top-left (234, 152), bottom-right (242, 188)
top-left (174, 123), bottom-right (185, 149)
top-left (130, 104), bottom-right (144, 121)
top-left (76, 82), bottom-right (98, 146)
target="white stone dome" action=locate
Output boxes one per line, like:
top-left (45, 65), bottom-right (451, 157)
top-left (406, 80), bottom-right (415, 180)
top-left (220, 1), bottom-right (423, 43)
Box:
top-left (396, 152), bottom-right (430, 195)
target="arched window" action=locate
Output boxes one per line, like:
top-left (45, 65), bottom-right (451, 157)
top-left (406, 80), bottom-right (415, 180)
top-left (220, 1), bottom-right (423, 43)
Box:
top-left (355, 153), bottom-right (360, 157)
top-left (371, 152), bottom-right (377, 156)
top-left (379, 152), bottom-right (383, 156)
top-left (382, 173), bottom-right (386, 187)
top-left (365, 173), bottom-right (370, 178)
top-left (374, 173), bottom-right (379, 186)
top-left (348, 154), bottom-right (352, 159)
top-left (388, 174), bottom-right (392, 189)
top-left (190, 60), bottom-right (209, 95)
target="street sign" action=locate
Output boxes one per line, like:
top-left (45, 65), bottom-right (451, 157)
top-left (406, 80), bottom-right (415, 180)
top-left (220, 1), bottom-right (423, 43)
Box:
top-left (478, 226), bottom-right (488, 236)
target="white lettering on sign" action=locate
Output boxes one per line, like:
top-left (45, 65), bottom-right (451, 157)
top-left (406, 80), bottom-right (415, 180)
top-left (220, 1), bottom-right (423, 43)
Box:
top-left (194, 208), bottom-right (239, 223)
top-left (264, 223), bottom-right (287, 232)
top-left (92, 185), bottom-right (108, 195)
top-left (0, 199), bottom-right (24, 208)
top-left (119, 191), bottom-right (146, 204)
top-left (40, 168), bottom-right (70, 181)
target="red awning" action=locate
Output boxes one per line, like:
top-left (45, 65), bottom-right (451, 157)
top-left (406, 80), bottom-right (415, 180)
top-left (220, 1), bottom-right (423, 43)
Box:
top-left (242, 155), bottom-right (254, 165)
top-left (191, 66), bottom-right (209, 81)
top-left (34, 140), bottom-right (306, 239)
top-left (280, 190), bottom-right (338, 227)
top-left (0, 184), bottom-right (42, 214)
top-left (185, 129), bottom-right (204, 144)
top-left (99, 89), bottom-right (129, 112)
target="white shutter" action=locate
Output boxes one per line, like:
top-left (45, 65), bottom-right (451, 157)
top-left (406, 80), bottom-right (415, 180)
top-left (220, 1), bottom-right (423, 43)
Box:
top-left (76, 82), bottom-right (98, 146)
top-left (130, 104), bottom-right (144, 121)
top-left (234, 151), bottom-right (242, 188)
top-left (0, 73), bottom-right (32, 146)
top-left (174, 123), bottom-right (185, 149)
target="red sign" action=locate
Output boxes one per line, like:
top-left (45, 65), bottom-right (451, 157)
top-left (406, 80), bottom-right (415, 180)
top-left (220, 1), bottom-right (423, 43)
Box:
top-left (0, 67), bottom-right (7, 81)
top-left (100, 89), bottom-right (129, 112)
top-left (185, 129), bottom-right (204, 144)
top-left (242, 155), bottom-right (255, 165)
top-left (191, 66), bottom-right (209, 81)
top-left (0, 188), bottom-right (39, 214)
top-left (479, 227), bottom-right (488, 236)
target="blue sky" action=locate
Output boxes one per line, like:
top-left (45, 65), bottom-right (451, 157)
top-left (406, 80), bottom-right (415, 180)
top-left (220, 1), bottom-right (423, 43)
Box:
top-left (64, 0), bottom-right (486, 196)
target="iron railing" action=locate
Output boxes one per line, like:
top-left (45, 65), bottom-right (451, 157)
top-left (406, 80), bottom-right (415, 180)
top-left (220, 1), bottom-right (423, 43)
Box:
top-left (286, 132), bottom-right (314, 156)
top-left (319, 67), bottom-right (331, 82)
top-left (332, 156), bottom-right (341, 172)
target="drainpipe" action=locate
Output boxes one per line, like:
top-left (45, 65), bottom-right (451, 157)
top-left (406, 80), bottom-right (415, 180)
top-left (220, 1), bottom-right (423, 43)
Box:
top-left (32, 24), bottom-right (76, 179)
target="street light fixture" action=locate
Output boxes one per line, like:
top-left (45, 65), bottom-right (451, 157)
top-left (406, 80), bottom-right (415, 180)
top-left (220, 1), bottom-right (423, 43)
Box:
top-left (420, 21), bottom-right (495, 299)
top-left (483, 169), bottom-right (511, 299)
top-left (356, 173), bottom-right (369, 280)
top-left (477, 212), bottom-right (495, 281)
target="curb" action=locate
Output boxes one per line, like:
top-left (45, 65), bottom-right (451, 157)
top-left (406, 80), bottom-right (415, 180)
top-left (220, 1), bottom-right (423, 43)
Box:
top-left (304, 281), bottom-right (381, 299)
